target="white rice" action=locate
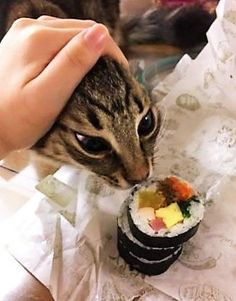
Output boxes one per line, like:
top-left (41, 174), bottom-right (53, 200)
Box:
top-left (129, 194), bottom-right (205, 238)
top-left (123, 244), bottom-right (182, 264)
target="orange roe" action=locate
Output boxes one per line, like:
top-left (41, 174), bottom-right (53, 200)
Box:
top-left (165, 176), bottom-right (195, 201)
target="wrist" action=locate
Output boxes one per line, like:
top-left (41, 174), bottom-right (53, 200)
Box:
top-left (0, 145), bottom-right (9, 159)
top-left (0, 106), bottom-right (14, 159)
top-left (0, 135), bottom-right (11, 159)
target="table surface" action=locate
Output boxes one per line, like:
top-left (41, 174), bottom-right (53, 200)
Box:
top-left (0, 44), bottom-right (183, 301)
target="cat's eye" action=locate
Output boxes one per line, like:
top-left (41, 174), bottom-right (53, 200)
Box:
top-left (75, 133), bottom-right (111, 155)
top-left (138, 109), bottom-right (155, 137)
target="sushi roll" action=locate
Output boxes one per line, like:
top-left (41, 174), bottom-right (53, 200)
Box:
top-left (117, 175), bottom-right (205, 275)
top-left (127, 176), bottom-right (204, 248)
top-left (117, 238), bottom-right (183, 276)
top-left (117, 201), bottom-right (180, 260)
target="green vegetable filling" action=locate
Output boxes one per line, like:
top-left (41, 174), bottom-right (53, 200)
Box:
top-left (178, 201), bottom-right (192, 218)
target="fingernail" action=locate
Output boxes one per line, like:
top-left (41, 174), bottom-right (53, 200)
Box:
top-left (83, 24), bottom-right (107, 49)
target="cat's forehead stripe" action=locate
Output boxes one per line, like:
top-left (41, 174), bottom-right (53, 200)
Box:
top-left (80, 90), bottom-right (114, 117)
top-left (133, 97), bottom-right (144, 113)
top-left (87, 110), bottom-right (103, 130)
top-left (81, 90), bottom-right (124, 118)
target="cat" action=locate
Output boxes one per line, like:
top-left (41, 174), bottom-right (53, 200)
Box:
top-left (0, 0), bottom-right (161, 188)
top-left (0, 0), bottom-right (215, 188)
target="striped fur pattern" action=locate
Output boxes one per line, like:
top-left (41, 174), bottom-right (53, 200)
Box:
top-left (35, 58), bottom-right (162, 188)
top-left (0, 0), bottom-right (162, 188)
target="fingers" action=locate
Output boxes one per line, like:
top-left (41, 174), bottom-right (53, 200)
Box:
top-left (38, 16), bottom-right (96, 29)
top-left (23, 21), bottom-right (128, 119)
top-left (11, 17), bottom-right (128, 68)
top-left (101, 33), bottom-right (128, 69)
top-left (37, 15), bottom-right (58, 20)
top-left (37, 17), bottom-right (127, 68)
top-left (26, 23), bottom-right (128, 110)
top-left (25, 24), bottom-right (107, 105)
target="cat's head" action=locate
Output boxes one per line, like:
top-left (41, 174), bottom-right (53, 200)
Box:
top-left (34, 57), bottom-right (162, 189)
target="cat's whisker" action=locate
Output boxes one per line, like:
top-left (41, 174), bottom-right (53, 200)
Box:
top-left (152, 154), bottom-right (161, 163)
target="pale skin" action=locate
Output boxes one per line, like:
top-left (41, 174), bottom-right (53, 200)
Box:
top-left (0, 16), bottom-right (128, 159)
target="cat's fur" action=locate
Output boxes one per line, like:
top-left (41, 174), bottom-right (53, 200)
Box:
top-left (36, 57), bottom-right (162, 188)
top-left (0, 0), bottom-right (214, 188)
top-left (0, 0), bottom-right (159, 188)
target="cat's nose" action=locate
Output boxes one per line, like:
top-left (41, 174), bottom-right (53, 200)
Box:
top-left (126, 170), bottom-right (150, 186)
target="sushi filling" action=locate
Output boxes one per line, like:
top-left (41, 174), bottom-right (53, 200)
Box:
top-left (129, 176), bottom-right (204, 238)
top-left (118, 204), bottom-right (179, 251)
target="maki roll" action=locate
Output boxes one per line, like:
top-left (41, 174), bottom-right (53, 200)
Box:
top-left (117, 175), bottom-right (205, 275)
top-left (128, 176), bottom-right (204, 247)
top-left (117, 201), bottom-right (180, 261)
top-left (117, 238), bottom-right (183, 276)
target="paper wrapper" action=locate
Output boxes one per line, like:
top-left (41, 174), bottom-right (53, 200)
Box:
top-left (1, 0), bottom-right (236, 300)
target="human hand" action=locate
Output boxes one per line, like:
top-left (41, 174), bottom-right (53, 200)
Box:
top-left (0, 16), bottom-right (128, 158)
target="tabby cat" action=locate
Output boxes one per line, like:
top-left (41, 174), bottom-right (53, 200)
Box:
top-left (0, 0), bottom-right (214, 188)
top-left (37, 57), bottom-right (162, 188)
top-left (0, 0), bottom-right (163, 188)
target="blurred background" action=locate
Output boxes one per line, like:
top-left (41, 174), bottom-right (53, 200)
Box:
top-left (120, 0), bottom-right (218, 93)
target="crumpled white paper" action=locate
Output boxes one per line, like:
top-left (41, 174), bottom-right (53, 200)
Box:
top-left (1, 0), bottom-right (236, 300)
